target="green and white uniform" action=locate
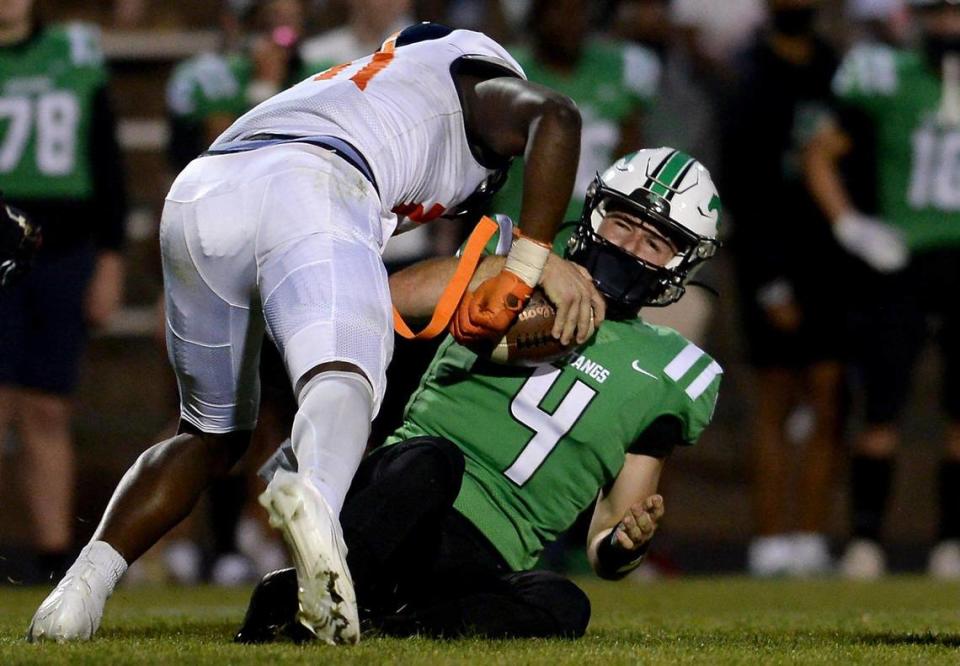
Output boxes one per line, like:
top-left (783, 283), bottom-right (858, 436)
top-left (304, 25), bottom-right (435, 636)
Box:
top-left (166, 50), bottom-right (319, 168)
top-left (387, 227), bottom-right (721, 571)
top-left (833, 44), bottom-right (960, 250)
top-left (0, 23), bottom-right (106, 201)
top-left (167, 52), bottom-right (253, 127)
top-left (0, 22), bottom-right (125, 396)
top-left (166, 44), bottom-right (371, 139)
top-left (492, 41), bottom-right (660, 222)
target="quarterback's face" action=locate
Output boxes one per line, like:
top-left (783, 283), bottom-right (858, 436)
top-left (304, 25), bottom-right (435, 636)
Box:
top-left (597, 211), bottom-right (677, 268)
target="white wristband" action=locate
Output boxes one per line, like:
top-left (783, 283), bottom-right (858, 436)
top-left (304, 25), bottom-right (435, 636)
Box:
top-left (504, 236), bottom-right (552, 288)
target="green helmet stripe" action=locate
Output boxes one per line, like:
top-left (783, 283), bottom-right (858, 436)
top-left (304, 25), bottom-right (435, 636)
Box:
top-left (665, 159), bottom-right (697, 201)
top-left (648, 151), bottom-right (694, 197)
top-left (643, 149), bottom-right (679, 191)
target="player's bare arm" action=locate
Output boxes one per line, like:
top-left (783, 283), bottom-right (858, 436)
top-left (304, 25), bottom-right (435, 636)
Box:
top-left (803, 119), bottom-right (854, 223)
top-left (804, 119), bottom-right (907, 272)
top-left (452, 75), bottom-right (602, 345)
top-left (458, 76), bottom-right (580, 245)
top-left (390, 255), bottom-right (505, 322)
top-left (587, 453), bottom-right (666, 580)
top-left (84, 250), bottom-right (125, 329)
top-left (391, 251), bottom-right (604, 345)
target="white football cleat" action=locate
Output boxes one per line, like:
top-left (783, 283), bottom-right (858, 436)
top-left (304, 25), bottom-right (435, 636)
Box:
top-left (789, 533), bottom-right (832, 577)
top-left (928, 540), bottom-right (960, 580)
top-left (747, 535), bottom-right (794, 577)
top-left (259, 469), bottom-right (359, 644)
top-left (27, 564), bottom-right (110, 641)
top-left (839, 538), bottom-right (887, 580)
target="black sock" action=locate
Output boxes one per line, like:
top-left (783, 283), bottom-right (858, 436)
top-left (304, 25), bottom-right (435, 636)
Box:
top-left (850, 455), bottom-right (893, 541)
top-left (938, 459), bottom-right (960, 541)
top-left (209, 476), bottom-right (246, 557)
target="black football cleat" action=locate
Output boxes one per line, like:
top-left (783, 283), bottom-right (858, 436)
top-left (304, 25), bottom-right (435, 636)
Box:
top-left (234, 567), bottom-right (301, 644)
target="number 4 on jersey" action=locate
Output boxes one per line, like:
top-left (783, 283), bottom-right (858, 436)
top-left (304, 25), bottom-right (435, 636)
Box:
top-left (505, 366), bottom-right (597, 486)
top-left (503, 341), bottom-right (720, 486)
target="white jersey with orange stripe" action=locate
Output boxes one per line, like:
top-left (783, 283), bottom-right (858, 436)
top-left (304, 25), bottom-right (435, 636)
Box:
top-left (209, 25), bottom-right (525, 243)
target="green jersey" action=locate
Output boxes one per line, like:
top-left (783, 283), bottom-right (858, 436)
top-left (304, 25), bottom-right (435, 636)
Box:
top-left (833, 44), bottom-right (960, 250)
top-left (387, 226), bottom-right (720, 571)
top-left (0, 23), bottom-right (107, 200)
top-left (492, 40), bottom-right (660, 223)
top-left (167, 52), bottom-right (253, 125)
top-left (167, 49), bottom-right (340, 127)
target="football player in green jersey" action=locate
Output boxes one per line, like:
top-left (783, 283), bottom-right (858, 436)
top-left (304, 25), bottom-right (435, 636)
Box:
top-left (805, 0), bottom-right (960, 578)
top-left (235, 148), bottom-right (722, 641)
top-left (492, 0), bottom-right (660, 224)
top-left (0, 0), bottom-right (127, 581)
top-left (166, 0), bottom-right (309, 171)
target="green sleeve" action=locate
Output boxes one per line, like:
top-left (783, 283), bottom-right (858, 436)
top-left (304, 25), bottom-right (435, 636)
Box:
top-left (679, 365), bottom-right (721, 444)
top-left (167, 53), bottom-right (247, 122)
top-left (647, 331), bottom-right (723, 445)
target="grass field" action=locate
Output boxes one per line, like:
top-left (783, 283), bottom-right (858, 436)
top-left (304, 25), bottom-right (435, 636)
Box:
top-left (1, 577), bottom-right (958, 664)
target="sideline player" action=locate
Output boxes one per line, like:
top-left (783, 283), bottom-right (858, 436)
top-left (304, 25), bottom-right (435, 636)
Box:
top-left (236, 148), bottom-right (723, 640)
top-left (492, 0), bottom-right (659, 223)
top-left (724, 0), bottom-right (846, 577)
top-left (805, 0), bottom-right (960, 579)
top-left (28, 23), bottom-right (602, 644)
top-left (0, 0), bottom-right (127, 582)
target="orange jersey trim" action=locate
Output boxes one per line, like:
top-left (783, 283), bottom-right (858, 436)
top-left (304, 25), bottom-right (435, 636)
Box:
top-left (313, 62), bottom-right (351, 81)
top-left (350, 32), bottom-right (399, 91)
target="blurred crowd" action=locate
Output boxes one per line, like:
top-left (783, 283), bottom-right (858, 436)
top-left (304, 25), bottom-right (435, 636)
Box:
top-left (3, 0), bottom-right (960, 586)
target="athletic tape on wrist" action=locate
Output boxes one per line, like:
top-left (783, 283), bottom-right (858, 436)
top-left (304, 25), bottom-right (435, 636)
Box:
top-left (504, 234), bottom-right (552, 288)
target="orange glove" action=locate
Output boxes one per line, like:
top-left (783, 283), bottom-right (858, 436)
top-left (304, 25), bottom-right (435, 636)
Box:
top-left (449, 270), bottom-right (534, 344)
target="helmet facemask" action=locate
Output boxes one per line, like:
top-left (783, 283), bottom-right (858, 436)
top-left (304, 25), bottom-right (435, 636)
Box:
top-left (567, 174), bottom-right (719, 317)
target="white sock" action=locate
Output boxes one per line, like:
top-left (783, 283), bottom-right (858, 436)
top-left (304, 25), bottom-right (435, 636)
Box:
top-left (70, 540), bottom-right (128, 595)
top-left (292, 371), bottom-right (373, 517)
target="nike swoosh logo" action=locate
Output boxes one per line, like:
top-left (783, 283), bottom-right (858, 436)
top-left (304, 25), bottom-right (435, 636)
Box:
top-left (631, 361), bottom-right (659, 379)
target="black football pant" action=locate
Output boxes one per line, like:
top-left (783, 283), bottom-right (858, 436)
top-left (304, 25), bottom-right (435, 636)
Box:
top-left (243, 436), bottom-right (591, 639)
top-left (344, 436), bottom-right (590, 638)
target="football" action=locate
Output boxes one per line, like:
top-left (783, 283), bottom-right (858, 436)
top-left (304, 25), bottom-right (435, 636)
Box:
top-left (487, 289), bottom-right (574, 365)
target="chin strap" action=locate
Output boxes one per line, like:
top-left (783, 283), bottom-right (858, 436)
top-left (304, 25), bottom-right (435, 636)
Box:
top-left (393, 215), bottom-right (499, 340)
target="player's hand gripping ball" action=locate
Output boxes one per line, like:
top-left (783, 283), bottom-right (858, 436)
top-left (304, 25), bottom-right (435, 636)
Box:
top-left (450, 269), bottom-right (532, 342)
top-left (486, 288), bottom-right (576, 365)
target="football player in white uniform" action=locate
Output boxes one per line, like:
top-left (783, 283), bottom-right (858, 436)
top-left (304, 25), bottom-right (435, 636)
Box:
top-left (27, 23), bottom-right (603, 644)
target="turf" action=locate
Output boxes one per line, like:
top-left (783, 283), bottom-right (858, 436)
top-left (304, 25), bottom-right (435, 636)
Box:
top-left (2, 577), bottom-right (958, 664)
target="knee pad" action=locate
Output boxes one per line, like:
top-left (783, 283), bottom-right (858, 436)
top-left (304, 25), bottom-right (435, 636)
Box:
top-left (391, 436), bottom-right (465, 501)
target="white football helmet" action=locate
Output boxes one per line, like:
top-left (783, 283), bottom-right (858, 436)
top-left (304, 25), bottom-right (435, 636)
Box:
top-left (567, 148), bottom-right (721, 312)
